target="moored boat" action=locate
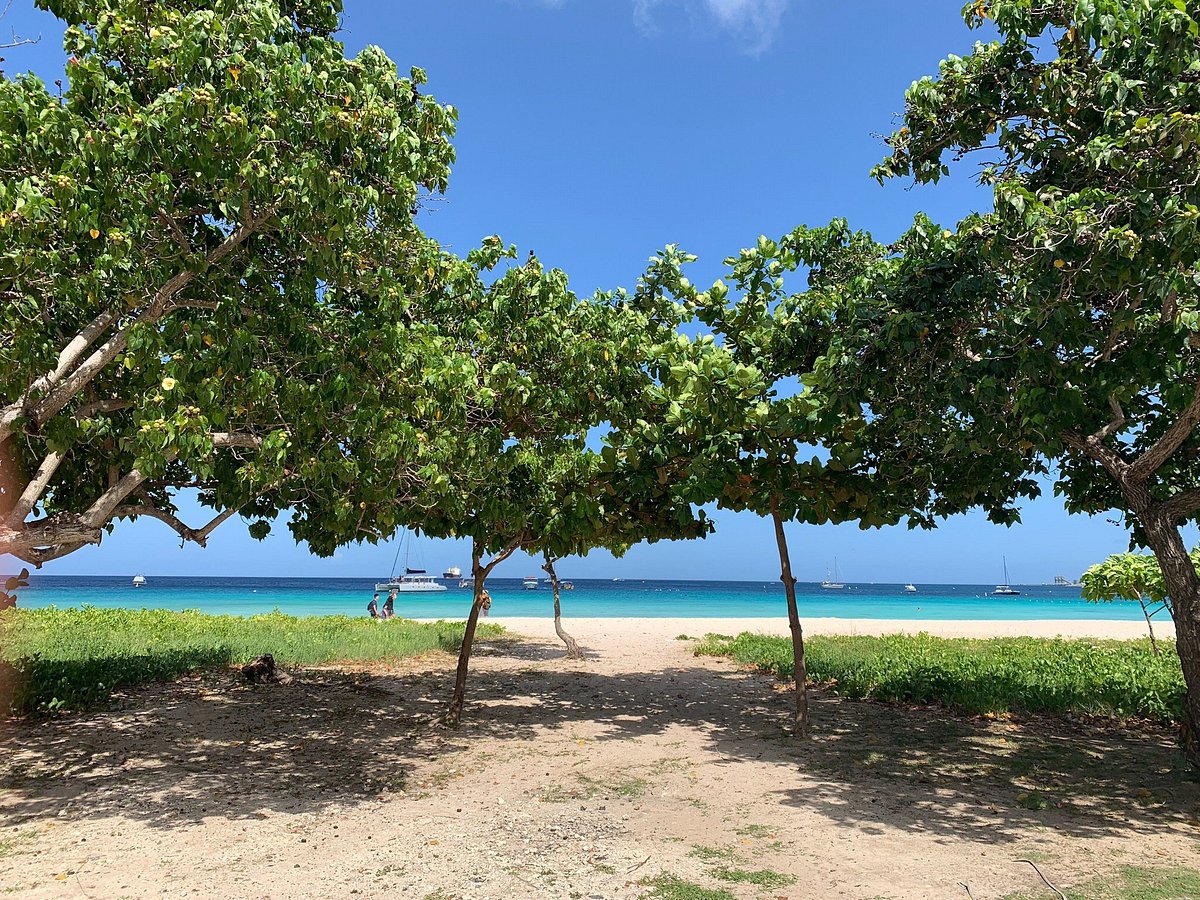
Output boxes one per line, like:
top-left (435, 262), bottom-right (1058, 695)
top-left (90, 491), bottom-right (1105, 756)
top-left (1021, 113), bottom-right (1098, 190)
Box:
top-left (821, 558), bottom-right (845, 589)
top-left (993, 557), bottom-right (1020, 595)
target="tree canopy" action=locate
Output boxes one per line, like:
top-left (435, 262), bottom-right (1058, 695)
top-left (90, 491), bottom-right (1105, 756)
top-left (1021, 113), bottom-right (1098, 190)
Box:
top-left (795, 0), bottom-right (1200, 761)
top-left (0, 0), bottom-right (455, 564)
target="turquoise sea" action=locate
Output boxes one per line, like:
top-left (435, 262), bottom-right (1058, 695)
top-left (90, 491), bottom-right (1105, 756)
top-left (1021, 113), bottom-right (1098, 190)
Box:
top-left (17, 575), bottom-right (1148, 621)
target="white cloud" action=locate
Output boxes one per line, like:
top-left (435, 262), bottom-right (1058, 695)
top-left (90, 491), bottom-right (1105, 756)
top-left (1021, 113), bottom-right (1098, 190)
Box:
top-left (631, 0), bottom-right (790, 54)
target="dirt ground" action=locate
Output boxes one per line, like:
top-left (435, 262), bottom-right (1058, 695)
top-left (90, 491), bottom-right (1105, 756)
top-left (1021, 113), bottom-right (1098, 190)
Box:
top-left (1, 621), bottom-right (1198, 900)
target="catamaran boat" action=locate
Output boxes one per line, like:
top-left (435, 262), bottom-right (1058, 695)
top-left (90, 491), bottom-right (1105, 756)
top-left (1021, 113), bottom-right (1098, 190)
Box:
top-left (443, 565), bottom-right (462, 579)
top-left (821, 558), bottom-right (845, 590)
top-left (375, 531), bottom-right (447, 592)
top-left (904, 583), bottom-right (917, 593)
top-left (523, 576), bottom-right (539, 590)
top-left (993, 557), bottom-right (1020, 595)
top-left (132, 574), bottom-right (147, 588)
top-left (376, 569), bottom-right (448, 593)
top-left (1054, 575), bottom-right (1083, 587)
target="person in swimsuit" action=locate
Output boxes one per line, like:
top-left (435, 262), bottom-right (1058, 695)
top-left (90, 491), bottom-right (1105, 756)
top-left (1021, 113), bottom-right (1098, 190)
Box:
top-left (480, 589), bottom-right (492, 618)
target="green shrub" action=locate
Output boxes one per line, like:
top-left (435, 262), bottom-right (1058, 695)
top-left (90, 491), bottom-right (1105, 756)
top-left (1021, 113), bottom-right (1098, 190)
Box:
top-left (693, 632), bottom-right (1184, 722)
top-left (0, 606), bottom-right (502, 714)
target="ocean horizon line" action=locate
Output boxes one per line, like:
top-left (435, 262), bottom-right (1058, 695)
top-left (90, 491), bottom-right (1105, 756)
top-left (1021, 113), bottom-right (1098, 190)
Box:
top-left (24, 573), bottom-right (1084, 588)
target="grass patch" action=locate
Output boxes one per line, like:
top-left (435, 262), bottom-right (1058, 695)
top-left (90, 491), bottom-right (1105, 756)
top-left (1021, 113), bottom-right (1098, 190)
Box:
top-left (0, 606), bottom-right (502, 714)
top-left (639, 874), bottom-right (735, 900)
top-left (1003, 865), bottom-right (1200, 899)
top-left (694, 632), bottom-right (1184, 722)
top-left (0, 829), bottom-right (36, 859)
top-left (708, 866), bottom-right (796, 888)
top-left (688, 845), bottom-right (738, 862)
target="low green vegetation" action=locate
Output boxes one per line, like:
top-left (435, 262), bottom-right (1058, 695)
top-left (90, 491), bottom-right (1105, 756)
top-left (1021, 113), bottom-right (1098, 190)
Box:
top-left (687, 846), bottom-right (738, 862)
top-left (638, 874), bottom-right (735, 900)
top-left (708, 866), bottom-right (796, 888)
top-left (694, 632), bottom-right (1184, 722)
top-left (1002, 866), bottom-right (1200, 900)
top-left (0, 606), bottom-right (501, 714)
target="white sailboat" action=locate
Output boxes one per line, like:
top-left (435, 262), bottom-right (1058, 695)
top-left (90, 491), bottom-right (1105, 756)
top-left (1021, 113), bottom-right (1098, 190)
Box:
top-left (993, 557), bottom-right (1020, 596)
top-left (821, 558), bottom-right (845, 590)
top-left (131, 574), bottom-right (147, 588)
top-left (375, 531), bottom-right (448, 593)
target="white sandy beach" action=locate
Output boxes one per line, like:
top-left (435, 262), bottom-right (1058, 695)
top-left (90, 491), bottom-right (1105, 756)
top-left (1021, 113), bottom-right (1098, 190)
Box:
top-left (3, 611), bottom-right (1192, 899)
top-left (489, 615), bottom-right (1171, 643)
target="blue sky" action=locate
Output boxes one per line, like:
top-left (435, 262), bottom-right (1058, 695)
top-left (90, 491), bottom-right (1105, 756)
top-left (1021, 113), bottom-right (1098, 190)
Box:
top-left (2, 0), bottom-right (1167, 583)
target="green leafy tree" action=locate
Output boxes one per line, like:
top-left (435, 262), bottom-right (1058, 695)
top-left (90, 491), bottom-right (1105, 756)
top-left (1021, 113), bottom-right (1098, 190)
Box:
top-left (1082, 550), bottom-right (1196, 655)
top-left (372, 245), bottom-right (706, 724)
top-left (799, 0), bottom-right (1200, 761)
top-left (0, 0), bottom-right (455, 567)
top-left (606, 241), bottom-right (932, 738)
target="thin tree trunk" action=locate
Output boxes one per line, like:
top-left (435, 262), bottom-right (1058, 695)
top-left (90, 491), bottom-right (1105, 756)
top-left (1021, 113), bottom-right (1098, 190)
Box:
top-left (1141, 513), bottom-right (1200, 766)
top-left (543, 554), bottom-right (583, 659)
top-left (448, 541), bottom-right (486, 727)
top-left (1140, 599), bottom-right (1161, 657)
top-left (771, 503), bottom-right (808, 739)
top-left (446, 534), bottom-right (523, 727)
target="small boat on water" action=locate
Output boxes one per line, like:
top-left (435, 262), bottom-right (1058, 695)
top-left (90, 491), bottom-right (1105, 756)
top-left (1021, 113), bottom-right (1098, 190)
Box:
top-left (1053, 574), bottom-right (1083, 587)
top-left (376, 569), bottom-right (447, 593)
top-left (561, 580), bottom-right (575, 591)
top-left (132, 574), bottom-right (147, 588)
top-left (523, 576), bottom-right (539, 590)
top-left (821, 558), bottom-right (845, 590)
top-left (443, 565), bottom-right (462, 579)
top-left (904, 583), bottom-right (917, 593)
top-left (994, 557), bottom-right (1020, 595)
top-left (458, 579), bottom-right (471, 589)
top-left (375, 531), bottom-right (447, 592)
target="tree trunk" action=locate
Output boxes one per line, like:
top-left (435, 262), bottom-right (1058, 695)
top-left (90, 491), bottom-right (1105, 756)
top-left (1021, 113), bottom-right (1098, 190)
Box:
top-left (447, 541), bottom-right (486, 727)
top-left (771, 504), bottom-right (808, 739)
top-left (1140, 600), bottom-right (1161, 657)
top-left (543, 554), bottom-right (583, 659)
top-left (1141, 513), bottom-right (1200, 767)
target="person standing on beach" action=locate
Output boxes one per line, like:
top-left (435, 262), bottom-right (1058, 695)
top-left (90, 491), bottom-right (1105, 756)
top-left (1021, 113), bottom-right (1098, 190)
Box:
top-left (383, 590), bottom-right (397, 620)
top-left (367, 593), bottom-right (380, 619)
top-left (480, 589), bottom-right (492, 618)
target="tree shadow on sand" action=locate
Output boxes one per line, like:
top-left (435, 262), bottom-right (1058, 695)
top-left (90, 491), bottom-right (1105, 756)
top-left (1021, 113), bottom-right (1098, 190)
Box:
top-left (0, 632), bottom-right (1195, 843)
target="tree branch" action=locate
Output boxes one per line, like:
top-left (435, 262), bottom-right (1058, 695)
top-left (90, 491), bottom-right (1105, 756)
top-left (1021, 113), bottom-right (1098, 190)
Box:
top-left (480, 533), bottom-right (528, 578)
top-left (157, 208), bottom-right (194, 256)
top-left (1161, 487), bottom-right (1200, 523)
top-left (0, 309), bottom-right (117, 440)
top-left (73, 399), bottom-right (132, 419)
top-left (0, 212), bottom-right (272, 444)
top-left (1091, 395), bottom-right (1127, 444)
top-left (3, 448), bottom-right (65, 529)
top-left (212, 432), bottom-right (264, 450)
top-left (113, 503), bottom-right (242, 548)
top-left (1128, 380), bottom-right (1200, 483)
top-left (1060, 430), bottom-right (1129, 480)
top-left (8, 541), bottom-right (89, 568)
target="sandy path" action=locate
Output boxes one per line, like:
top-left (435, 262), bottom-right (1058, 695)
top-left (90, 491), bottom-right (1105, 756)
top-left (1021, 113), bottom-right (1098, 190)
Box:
top-left (1, 620), bottom-right (1195, 900)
